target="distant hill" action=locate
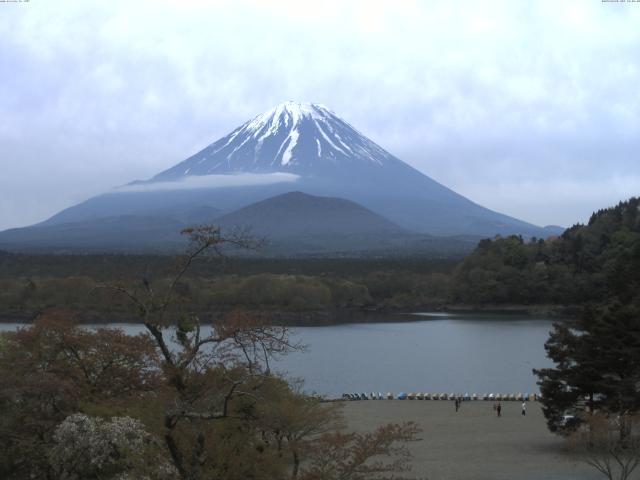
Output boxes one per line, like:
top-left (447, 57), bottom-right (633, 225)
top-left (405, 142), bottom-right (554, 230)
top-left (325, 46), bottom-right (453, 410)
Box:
top-left (216, 191), bottom-right (405, 238)
top-left (213, 191), bottom-right (478, 256)
top-left (0, 215), bottom-right (186, 252)
top-left (543, 225), bottom-right (565, 235)
top-left (0, 191), bottom-right (478, 257)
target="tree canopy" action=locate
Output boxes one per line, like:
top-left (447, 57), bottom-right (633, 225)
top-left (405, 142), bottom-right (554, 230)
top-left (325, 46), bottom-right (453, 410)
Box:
top-left (0, 226), bottom-right (422, 480)
top-left (452, 197), bottom-right (640, 307)
top-left (531, 198), bottom-right (640, 434)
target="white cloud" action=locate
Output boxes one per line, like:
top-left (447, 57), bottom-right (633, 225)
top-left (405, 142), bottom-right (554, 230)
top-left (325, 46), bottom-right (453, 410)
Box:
top-left (115, 172), bottom-right (299, 193)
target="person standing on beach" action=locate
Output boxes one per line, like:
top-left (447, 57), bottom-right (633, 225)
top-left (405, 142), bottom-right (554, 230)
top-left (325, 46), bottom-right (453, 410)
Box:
top-left (497, 402), bottom-right (502, 417)
top-left (455, 398), bottom-right (460, 412)
top-left (521, 401), bottom-right (526, 416)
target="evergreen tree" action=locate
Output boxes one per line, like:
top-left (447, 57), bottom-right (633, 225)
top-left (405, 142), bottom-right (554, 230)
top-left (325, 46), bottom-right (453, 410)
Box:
top-left (535, 302), bottom-right (640, 434)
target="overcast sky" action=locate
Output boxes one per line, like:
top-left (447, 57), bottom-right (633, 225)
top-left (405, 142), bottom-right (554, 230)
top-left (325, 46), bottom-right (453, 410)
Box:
top-left (1, 0), bottom-right (639, 230)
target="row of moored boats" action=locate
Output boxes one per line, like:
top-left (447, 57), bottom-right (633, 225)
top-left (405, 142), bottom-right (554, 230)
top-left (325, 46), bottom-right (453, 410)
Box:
top-left (342, 392), bottom-right (540, 401)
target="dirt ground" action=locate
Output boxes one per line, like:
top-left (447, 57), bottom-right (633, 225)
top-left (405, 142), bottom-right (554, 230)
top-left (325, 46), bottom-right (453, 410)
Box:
top-left (342, 400), bottom-right (601, 480)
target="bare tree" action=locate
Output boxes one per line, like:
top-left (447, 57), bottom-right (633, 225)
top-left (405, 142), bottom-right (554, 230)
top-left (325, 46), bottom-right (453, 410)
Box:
top-left (570, 413), bottom-right (640, 480)
top-left (255, 379), bottom-right (343, 479)
top-left (105, 226), bottom-right (300, 479)
top-left (300, 422), bottom-right (422, 480)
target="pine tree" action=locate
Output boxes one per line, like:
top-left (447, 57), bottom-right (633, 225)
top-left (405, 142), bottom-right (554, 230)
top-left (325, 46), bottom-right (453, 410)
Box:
top-left (535, 302), bottom-right (640, 434)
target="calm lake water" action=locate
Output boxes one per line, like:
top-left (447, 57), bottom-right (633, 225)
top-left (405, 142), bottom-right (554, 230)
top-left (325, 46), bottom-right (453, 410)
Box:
top-left (0, 312), bottom-right (555, 397)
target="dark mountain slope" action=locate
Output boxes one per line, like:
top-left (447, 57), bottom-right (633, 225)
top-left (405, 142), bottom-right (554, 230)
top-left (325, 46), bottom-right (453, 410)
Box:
top-left (215, 191), bottom-right (405, 238)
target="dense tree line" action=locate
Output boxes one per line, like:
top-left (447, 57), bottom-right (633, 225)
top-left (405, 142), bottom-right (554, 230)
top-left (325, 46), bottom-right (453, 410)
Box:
top-left (451, 197), bottom-right (640, 306)
top-left (0, 251), bottom-right (457, 280)
top-left (0, 261), bottom-right (454, 323)
top-left (2, 198), bottom-right (639, 321)
top-left (0, 272), bottom-right (451, 321)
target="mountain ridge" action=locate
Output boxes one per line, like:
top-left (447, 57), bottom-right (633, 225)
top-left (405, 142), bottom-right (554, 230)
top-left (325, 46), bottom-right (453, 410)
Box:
top-left (0, 101), bottom-right (559, 251)
top-left (0, 191), bottom-right (478, 256)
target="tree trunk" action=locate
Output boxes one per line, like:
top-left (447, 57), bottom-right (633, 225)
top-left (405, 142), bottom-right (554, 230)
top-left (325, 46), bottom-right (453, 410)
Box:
top-left (164, 415), bottom-right (188, 479)
top-left (291, 449), bottom-right (300, 479)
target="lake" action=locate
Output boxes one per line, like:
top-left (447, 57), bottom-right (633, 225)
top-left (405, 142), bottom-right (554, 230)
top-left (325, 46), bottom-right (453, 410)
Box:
top-left (0, 312), bottom-right (555, 397)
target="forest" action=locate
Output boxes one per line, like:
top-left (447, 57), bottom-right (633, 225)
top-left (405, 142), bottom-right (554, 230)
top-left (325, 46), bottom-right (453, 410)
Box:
top-left (1, 197), bottom-right (638, 324)
top-left (451, 196), bottom-right (640, 307)
top-left (0, 253), bottom-right (455, 324)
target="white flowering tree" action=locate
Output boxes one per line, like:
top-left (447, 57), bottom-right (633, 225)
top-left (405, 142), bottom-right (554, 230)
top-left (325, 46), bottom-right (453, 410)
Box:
top-left (50, 413), bottom-right (176, 480)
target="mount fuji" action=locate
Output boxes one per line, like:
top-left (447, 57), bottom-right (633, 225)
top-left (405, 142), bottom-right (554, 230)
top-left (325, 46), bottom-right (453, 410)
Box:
top-left (0, 102), bottom-right (558, 254)
top-left (151, 102), bottom-right (411, 180)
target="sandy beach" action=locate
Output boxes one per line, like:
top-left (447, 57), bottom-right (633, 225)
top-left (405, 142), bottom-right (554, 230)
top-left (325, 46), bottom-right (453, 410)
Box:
top-left (342, 400), bottom-right (600, 480)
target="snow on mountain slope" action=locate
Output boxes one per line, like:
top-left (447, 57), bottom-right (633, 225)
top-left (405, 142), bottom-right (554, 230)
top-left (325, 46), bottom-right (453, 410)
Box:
top-left (19, 101), bottom-right (554, 241)
top-left (151, 102), bottom-right (401, 181)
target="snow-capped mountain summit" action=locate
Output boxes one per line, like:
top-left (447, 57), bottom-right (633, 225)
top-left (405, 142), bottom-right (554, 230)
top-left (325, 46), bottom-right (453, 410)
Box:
top-left (151, 101), bottom-right (400, 181)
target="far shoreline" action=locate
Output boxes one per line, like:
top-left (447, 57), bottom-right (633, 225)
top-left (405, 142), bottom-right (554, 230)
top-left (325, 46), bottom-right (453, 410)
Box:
top-left (0, 303), bottom-right (574, 326)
